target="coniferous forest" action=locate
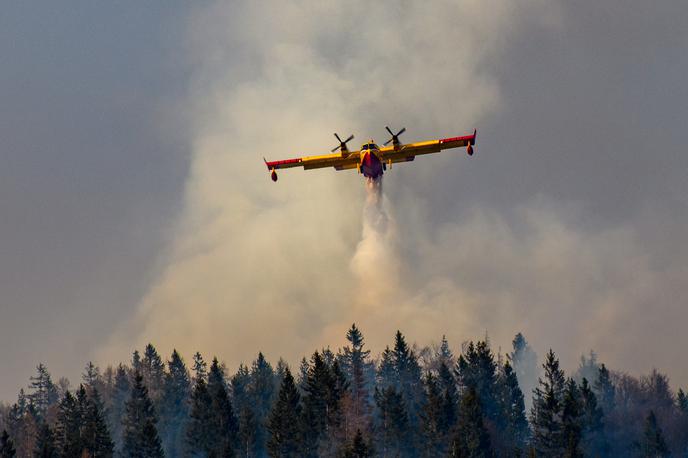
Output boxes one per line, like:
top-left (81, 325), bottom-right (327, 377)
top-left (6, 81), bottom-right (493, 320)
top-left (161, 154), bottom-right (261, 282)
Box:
top-left (0, 325), bottom-right (685, 457)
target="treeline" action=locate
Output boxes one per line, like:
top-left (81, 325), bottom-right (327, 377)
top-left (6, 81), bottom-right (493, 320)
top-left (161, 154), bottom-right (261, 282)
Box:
top-left (1, 325), bottom-right (687, 457)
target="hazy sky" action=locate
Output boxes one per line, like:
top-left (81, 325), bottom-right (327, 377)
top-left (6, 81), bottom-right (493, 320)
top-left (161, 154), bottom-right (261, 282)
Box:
top-left (2, 1), bottom-right (688, 402)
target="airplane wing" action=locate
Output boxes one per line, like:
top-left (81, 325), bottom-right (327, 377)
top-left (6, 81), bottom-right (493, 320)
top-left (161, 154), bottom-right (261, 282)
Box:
top-left (379, 129), bottom-right (476, 164)
top-left (264, 150), bottom-right (361, 180)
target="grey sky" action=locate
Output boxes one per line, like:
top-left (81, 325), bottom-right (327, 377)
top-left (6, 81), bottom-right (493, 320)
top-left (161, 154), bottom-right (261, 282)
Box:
top-left (2, 1), bottom-right (688, 401)
top-left (0, 3), bottom-right (192, 400)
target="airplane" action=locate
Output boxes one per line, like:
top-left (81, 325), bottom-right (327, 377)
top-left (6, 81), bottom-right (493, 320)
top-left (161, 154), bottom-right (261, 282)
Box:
top-left (264, 126), bottom-right (476, 182)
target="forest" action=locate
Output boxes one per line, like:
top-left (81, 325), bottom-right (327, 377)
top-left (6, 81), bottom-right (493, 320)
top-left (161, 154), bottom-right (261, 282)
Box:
top-left (0, 325), bottom-right (685, 457)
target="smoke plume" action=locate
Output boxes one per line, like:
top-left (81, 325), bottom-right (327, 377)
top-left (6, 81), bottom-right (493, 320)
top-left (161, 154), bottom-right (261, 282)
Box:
top-left (100, 0), bottom-right (557, 367)
top-left (99, 1), bottom-right (688, 387)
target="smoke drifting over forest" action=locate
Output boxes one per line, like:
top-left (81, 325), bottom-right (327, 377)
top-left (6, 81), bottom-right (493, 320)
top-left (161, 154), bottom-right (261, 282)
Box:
top-left (93, 0), bottom-right (688, 388)
top-left (100, 0), bottom-right (560, 371)
top-left (3, 0), bottom-right (688, 404)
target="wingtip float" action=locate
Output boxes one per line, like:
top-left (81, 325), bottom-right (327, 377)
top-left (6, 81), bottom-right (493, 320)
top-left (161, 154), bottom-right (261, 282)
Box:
top-left (264, 127), bottom-right (476, 182)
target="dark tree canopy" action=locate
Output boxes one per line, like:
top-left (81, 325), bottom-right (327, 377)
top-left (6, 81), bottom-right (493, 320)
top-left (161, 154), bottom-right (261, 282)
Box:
top-left (530, 349), bottom-right (566, 456)
top-left (639, 410), bottom-right (670, 457)
top-left (0, 431), bottom-right (16, 458)
top-left (449, 387), bottom-right (493, 457)
top-left (7, 328), bottom-right (688, 457)
top-left (267, 368), bottom-right (302, 457)
top-left (34, 423), bottom-right (58, 458)
top-left (121, 372), bottom-right (164, 458)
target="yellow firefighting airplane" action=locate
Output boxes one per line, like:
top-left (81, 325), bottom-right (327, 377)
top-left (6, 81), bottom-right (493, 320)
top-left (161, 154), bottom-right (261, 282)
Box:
top-left (264, 127), bottom-right (476, 181)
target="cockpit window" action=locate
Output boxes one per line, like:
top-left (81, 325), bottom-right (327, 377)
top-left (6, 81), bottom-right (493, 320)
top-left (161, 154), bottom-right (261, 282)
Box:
top-left (371, 144), bottom-right (379, 150)
top-left (362, 144), bottom-right (369, 150)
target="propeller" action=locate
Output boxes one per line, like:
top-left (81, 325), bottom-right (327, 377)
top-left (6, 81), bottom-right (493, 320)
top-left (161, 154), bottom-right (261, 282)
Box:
top-left (331, 133), bottom-right (354, 153)
top-left (384, 126), bottom-right (406, 146)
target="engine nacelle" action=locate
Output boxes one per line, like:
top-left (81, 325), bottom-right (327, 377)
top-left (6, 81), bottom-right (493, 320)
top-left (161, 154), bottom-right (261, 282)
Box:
top-left (467, 143), bottom-right (474, 156)
top-left (271, 170), bottom-right (278, 182)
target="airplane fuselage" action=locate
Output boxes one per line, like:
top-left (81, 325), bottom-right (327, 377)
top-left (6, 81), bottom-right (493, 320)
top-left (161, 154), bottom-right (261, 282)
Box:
top-left (360, 145), bottom-right (384, 179)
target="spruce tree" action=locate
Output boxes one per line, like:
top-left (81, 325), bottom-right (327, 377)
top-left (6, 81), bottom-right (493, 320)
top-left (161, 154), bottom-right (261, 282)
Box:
top-left (249, 352), bottom-right (276, 456)
top-left (391, 331), bottom-right (424, 450)
top-left (377, 346), bottom-right (396, 390)
top-left (343, 429), bottom-right (371, 458)
top-left (296, 357), bottom-right (310, 394)
top-left (456, 341), bottom-right (499, 420)
top-left (159, 350), bottom-right (190, 457)
top-left (275, 358), bottom-right (289, 388)
top-left (561, 379), bottom-right (583, 458)
top-left (496, 360), bottom-right (528, 456)
top-left (34, 423), bottom-right (58, 458)
top-left (437, 335), bottom-right (454, 368)
top-left (108, 364), bottom-right (130, 450)
top-left (192, 351), bottom-right (207, 382)
top-left (186, 375), bottom-right (213, 454)
top-left (142, 344), bottom-right (165, 406)
top-left (677, 389), bottom-right (688, 456)
top-left (4, 394), bottom-right (39, 458)
top-left (341, 324), bottom-right (373, 424)
top-left (374, 386), bottom-right (410, 457)
top-left (231, 364), bottom-right (256, 456)
top-left (132, 350), bottom-right (142, 374)
top-left (437, 361), bottom-right (458, 434)
top-left (29, 364), bottom-right (59, 420)
top-left (510, 333), bottom-right (538, 410)
top-left (82, 362), bottom-right (104, 397)
top-left (267, 369), bottom-right (302, 457)
top-left (301, 351), bottom-right (338, 456)
top-left (327, 360), bottom-right (349, 451)
top-left (237, 405), bottom-right (257, 458)
top-left (638, 410), bottom-right (669, 457)
top-left (677, 389), bottom-right (688, 413)
top-left (449, 387), bottom-right (493, 457)
top-left (321, 347), bottom-right (336, 367)
top-left (421, 372), bottom-right (446, 455)
top-left (579, 378), bottom-right (606, 457)
top-left (81, 387), bottom-right (114, 458)
top-left (0, 431), bottom-right (15, 458)
top-left (54, 391), bottom-right (82, 457)
top-left (530, 349), bottom-right (566, 456)
top-left (593, 364), bottom-right (615, 415)
top-left (208, 357), bottom-right (239, 456)
top-left (231, 364), bottom-right (250, 410)
top-left (121, 372), bottom-right (164, 458)
top-left (2, 405), bottom-right (20, 449)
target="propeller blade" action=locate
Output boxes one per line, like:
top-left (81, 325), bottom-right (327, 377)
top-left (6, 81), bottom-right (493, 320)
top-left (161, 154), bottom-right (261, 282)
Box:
top-left (384, 126), bottom-right (406, 146)
top-left (332, 132), bottom-right (354, 152)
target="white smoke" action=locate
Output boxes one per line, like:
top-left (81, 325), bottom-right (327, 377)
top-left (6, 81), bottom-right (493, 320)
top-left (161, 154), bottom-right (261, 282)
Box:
top-left (100, 0), bottom-right (641, 374)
